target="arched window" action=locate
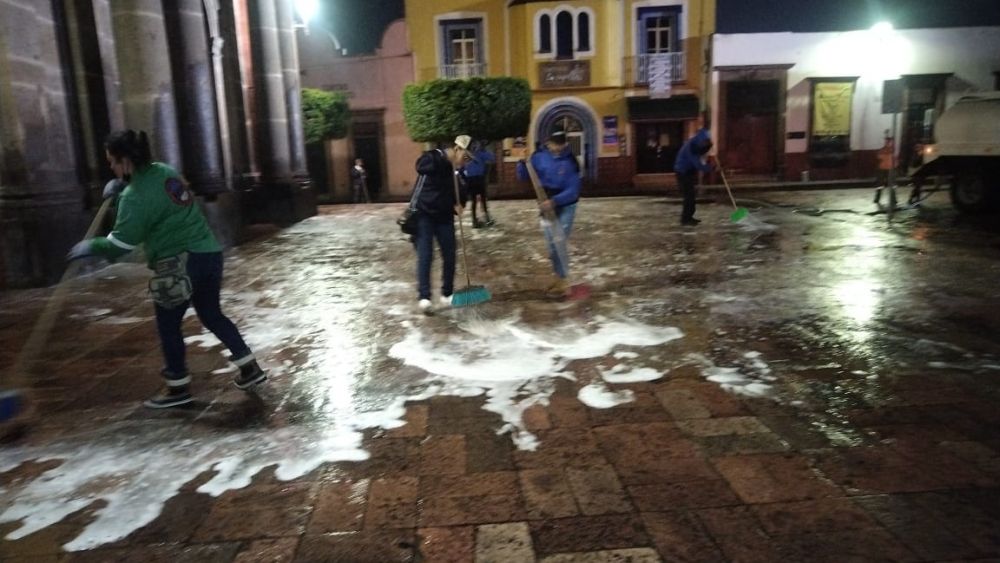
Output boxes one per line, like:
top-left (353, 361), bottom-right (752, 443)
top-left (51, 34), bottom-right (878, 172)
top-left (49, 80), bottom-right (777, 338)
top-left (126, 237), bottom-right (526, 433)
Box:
top-left (577, 12), bottom-right (590, 52)
top-left (556, 11), bottom-right (573, 59)
top-left (539, 14), bottom-right (552, 53)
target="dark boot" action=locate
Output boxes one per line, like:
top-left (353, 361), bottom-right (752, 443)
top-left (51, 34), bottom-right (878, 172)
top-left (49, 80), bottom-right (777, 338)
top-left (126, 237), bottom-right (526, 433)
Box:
top-left (231, 353), bottom-right (267, 390)
top-left (144, 371), bottom-right (193, 409)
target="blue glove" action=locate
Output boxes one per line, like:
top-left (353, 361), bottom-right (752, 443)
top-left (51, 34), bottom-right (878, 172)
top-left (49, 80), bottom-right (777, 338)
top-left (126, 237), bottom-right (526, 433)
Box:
top-left (67, 240), bottom-right (94, 261)
top-left (103, 178), bottom-right (127, 200)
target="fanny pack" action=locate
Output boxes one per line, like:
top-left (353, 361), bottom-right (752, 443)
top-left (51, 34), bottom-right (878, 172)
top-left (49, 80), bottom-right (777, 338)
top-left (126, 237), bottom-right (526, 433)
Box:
top-left (149, 253), bottom-right (192, 308)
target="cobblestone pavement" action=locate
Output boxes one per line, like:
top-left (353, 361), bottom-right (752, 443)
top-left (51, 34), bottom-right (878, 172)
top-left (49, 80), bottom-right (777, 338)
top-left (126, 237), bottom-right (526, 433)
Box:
top-left (1, 189), bottom-right (999, 562)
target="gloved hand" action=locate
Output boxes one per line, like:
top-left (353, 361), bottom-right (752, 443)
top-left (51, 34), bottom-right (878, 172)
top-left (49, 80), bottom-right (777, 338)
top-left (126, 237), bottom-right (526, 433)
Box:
top-left (66, 240), bottom-right (94, 261)
top-left (103, 178), bottom-right (127, 200)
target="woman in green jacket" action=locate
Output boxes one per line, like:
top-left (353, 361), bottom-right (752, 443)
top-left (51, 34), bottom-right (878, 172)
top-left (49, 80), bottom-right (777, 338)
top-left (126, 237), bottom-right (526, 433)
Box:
top-left (69, 130), bottom-right (265, 408)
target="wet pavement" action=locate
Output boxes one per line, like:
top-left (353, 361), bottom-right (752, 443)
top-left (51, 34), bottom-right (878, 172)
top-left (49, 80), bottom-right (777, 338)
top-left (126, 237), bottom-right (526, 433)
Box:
top-left (1, 188), bottom-right (999, 562)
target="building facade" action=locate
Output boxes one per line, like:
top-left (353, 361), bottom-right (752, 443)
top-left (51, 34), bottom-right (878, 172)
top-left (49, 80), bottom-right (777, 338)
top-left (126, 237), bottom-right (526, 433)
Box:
top-left (0, 0), bottom-right (316, 289)
top-left (298, 19), bottom-right (423, 202)
top-left (711, 0), bottom-right (1000, 182)
top-left (405, 0), bottom-right (716, 196)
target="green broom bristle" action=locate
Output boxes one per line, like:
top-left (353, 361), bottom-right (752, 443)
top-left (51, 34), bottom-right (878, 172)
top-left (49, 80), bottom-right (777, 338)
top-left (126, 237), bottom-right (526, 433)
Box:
top-left (452, 286), bottom-right (491, 307)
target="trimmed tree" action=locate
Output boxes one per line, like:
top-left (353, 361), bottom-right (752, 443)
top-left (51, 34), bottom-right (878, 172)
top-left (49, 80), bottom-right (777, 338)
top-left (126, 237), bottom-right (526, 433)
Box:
top-left (301, 88), bottom-right (349, 144)
top-left (402, 77), bottom-right (531, 143)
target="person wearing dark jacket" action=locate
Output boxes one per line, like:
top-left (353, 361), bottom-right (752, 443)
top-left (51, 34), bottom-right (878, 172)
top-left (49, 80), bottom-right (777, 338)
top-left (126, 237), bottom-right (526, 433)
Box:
top-left (350, 158), bottom-right (370, 203)
top-left (673, 127), bottom-right (714, 226)
top-left (412, 135), bottom-right (470, 313)
top-left (516, 130), bottom-right (581, 297)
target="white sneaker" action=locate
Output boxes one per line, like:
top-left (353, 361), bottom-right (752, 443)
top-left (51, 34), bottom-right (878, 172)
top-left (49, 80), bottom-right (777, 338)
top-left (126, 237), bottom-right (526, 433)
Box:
top-left (418, 299), bottom-right (433, 313)
top-left (439, 295), bottom-right (453, 307)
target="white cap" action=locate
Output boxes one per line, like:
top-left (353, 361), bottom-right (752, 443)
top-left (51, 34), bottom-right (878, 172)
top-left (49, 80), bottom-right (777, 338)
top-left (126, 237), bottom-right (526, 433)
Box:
top-left (454, 135), bottom-right (472, 150)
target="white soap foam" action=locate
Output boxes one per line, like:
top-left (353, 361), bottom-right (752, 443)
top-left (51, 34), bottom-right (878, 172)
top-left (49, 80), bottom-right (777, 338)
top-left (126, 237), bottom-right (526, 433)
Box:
top-left (578, 382), bottom-right (635, 408)
top-left (688, 353), bottom-right (774, 398)
top-left (613, 351), bottom-right (639, 360)
top-left (600, 366), bottom-right (664, 384)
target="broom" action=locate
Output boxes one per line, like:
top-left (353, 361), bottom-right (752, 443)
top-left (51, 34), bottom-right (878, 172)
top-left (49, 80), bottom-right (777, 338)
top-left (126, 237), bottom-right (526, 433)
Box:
top-left (718, 164), bottom-right (750, 223)
top-left (1, 197), bottom-right (115, 435)
top-left (449, 172), bottom-right (491, 308)
top-left (523, 159), bottom-right (590, 301)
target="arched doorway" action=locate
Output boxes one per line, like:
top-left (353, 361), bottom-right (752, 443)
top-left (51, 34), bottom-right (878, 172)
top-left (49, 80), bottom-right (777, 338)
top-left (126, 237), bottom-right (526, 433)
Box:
top-left (535, 100), bottom-right (597, 182)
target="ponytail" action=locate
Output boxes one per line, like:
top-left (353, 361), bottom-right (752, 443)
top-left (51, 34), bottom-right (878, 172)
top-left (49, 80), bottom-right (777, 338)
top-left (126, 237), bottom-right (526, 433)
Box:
top-left (105, 129), bottom-right (153, 168)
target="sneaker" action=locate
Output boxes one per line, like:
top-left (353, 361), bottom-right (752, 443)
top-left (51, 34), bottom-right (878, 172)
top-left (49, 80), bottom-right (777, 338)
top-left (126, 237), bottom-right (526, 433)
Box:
top-left (144, 374), bottom-right (193, 409)
top-left (439, 295), bottom-right (453, 307)
top-left (231, 354), bottom-right (267, 390)
top-left (472, 220), bottom-right (485, 229)
top-left (485, 218), bottom-right (496, 227)
top-left (545, 278), bottom-right (569, 298)
top-left (418, 298), bottom-right (433, 314)
top-left (681, 218), bottom-right (701, 226)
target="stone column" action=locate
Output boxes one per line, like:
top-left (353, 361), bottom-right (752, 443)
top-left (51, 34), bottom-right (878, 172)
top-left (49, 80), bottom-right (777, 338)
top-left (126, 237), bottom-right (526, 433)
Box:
top-left (0, 0), bottom-right (87, 287)
top-left (172, 0), bottom-right (225, 194)
top-left (274, 0), bottom-right (308, 178)
top-left (250, 0), bottom-right (291, 182)
top-left (110, 0), bottom-right (182, 169)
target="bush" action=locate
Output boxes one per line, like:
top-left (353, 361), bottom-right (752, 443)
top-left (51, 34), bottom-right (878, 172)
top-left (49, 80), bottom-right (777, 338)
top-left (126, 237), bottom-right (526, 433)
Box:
top-left (302, 88), bottom-right (349, 144)
top-left (403, 77), bottom-right (531, 143)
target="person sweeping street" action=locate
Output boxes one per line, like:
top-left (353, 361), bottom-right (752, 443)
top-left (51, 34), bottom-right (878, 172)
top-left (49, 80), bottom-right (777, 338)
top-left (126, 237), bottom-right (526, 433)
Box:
top-left (67, 129), bottom-right (266, 408)
top-left (411, 135), bottom-right (471, 313)
top-left (517, 130), bottom-right (581, 298)
top-left (674, 126), bottom-right (715, 226)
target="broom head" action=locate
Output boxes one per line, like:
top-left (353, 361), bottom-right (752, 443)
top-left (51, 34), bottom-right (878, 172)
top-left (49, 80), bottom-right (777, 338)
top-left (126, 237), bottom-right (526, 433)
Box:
top-left (452, 285), bottom-right (491, 308)
top-left (730, 207), bottom-right (749, 222)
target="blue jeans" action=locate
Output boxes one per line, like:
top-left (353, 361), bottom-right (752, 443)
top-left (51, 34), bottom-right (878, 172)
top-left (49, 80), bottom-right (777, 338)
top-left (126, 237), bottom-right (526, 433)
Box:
top-left (544, 203), bottom-right (577, 278)
top-left (414, 214), bottom-right (456, 300)
top-left (154, 251), bottom-right (251, 380)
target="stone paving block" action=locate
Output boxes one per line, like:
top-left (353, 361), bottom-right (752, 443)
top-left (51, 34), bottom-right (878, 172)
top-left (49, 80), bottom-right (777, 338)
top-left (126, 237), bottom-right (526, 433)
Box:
top-left (772, 528), bottom-right (920, 563)
top-left (386, 405), bottom-right (428, 439)
top-left (308, 479), bottom-right (369, 533)
top-left (910, 491), bottom-right (1000, 555)
top-left (475, 522), bottom-right (534, 563)
top-left (418, 526), bottom-right (474, 563)
top-left (192, 483), bottom-right (313, 542)
top-left (539, 547), bottom-right (662, 562)
top-left (464, 431), bottom-right (515, 474)
top-left (64, 542), bottom-right (241, 563)
top-left (693, 432), bottom-right (790, 456)
top-left (513, 429), bottom-right (607, 470)
top-left (519, 469), bottom-right (580, 520)
top-left (628, 479), bottom-right (741, 511)
top-left (545, 396), bottom-right (590, 428)
top-left (674, 416), bottom-right (771, 437)
top-left (712, 453), bottom-right (841, 504)
top-left (611, 454), bottom-right (720, 487)
top-left (366, 476), bottom-right (419, 529)
top-left (126, 492), bottom-right (213, 544)
top-left (695, 506), bottom-right (783, 563)
top-left (349, 437), bottom-right (422, 477)
top-left (751, 498), bottom-right (880, 536)
top-left (853, 494), bottom-right (984, 561)
top-left (812, 446), bottom-right (949, 494)
top-left (521, 404), bottom-right (552, 431)
top-left (587, 393), bottom-right (672, 426)
top-left (294, 531), bottom-right (416, 563)
top-left (419, 493), bottom-right (526, 527)
top-left (566, 465), bottom-right (632, 516)
top-left (640, 511), bottom-right (725, 563)
top-left (420, 435), bottom-right (468, 476)
top-left (232, 537), bottom-right (300, 563)
top-left (654, 388), bottom-right (712, 420)
top-left (529, 514), bottom-right (650, 556)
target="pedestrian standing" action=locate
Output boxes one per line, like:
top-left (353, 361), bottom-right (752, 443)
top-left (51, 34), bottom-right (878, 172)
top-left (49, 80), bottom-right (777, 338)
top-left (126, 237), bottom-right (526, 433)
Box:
top-left (67, 129), bottom-right (265, 408)
top-left (351, 158), bottom-right (370, 203)
top-left (412, 135), bottom-right (470, 313)
top-left (516, 130), bottom-right (581, 297)
top-left (673, 127), bottom-right (714, 226)
top-left (462, 141), bottom-right (496, 228)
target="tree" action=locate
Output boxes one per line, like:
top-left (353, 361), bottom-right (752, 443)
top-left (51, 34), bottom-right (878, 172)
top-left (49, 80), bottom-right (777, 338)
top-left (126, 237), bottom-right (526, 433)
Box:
top-left (403, 77), bottom-right (531, 143)
top-left (301, 88), bottom-right (349, 144)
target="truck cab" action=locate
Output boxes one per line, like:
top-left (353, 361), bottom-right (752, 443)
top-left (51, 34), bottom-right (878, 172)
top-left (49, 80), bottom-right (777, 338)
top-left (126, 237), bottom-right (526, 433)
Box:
top-left (913, 92), bottom-right (1000, 212)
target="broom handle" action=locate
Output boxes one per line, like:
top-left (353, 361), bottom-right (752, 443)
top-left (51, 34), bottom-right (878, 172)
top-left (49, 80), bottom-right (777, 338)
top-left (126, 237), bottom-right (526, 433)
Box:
top-left (453, 173), bottom-right (473, 288)
top-left (4, 198), bottom-right (114, 390)
top-left (524, 159), bottom-right (559, 224)
top-left (718, 162), bottom-right (739, 210)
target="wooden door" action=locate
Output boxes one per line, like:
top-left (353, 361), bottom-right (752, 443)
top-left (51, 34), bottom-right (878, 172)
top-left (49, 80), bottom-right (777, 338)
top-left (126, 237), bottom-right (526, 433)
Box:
top-left (724, 114), bottom-right (776, 174)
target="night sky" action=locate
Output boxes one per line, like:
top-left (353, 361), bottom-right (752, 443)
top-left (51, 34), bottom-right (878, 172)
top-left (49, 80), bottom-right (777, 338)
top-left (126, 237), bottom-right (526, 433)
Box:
top-left (316, 0), bottom-right (405, 55)
top-left (717, 0), bottom-right (1000, 33)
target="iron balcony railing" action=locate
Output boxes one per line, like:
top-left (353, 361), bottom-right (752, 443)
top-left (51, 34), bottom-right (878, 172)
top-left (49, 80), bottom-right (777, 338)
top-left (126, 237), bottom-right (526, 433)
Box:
top-left (439, 62), bottom-right (487, 79)
top-left (625, 52), bottom-right (686, 86)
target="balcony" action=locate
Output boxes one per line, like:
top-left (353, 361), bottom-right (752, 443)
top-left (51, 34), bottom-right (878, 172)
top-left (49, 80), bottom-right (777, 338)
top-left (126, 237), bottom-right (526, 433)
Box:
top-left (439, 63), bottom-right (487, 79)
top-left (624, 52), bottom-right (685, 87)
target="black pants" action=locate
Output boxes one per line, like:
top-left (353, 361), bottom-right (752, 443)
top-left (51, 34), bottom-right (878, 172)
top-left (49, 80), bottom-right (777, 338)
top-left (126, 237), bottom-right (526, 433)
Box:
top-left (677, 171), bottom-right (698, 222)
top-left (467, 176), bottom-right (489, 222)
top-left (154, 252), bottom-right (251, 380)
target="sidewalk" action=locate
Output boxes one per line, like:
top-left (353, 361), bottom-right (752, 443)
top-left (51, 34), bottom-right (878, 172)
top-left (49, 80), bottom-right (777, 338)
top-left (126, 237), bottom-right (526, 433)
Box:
top-left (1, 190), bottom-right (998, 562)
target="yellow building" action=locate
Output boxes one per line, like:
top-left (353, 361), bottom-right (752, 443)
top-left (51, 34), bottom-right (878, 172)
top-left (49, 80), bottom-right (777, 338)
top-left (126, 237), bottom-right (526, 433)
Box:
top-left (405, 0), bottom-right (716, 192)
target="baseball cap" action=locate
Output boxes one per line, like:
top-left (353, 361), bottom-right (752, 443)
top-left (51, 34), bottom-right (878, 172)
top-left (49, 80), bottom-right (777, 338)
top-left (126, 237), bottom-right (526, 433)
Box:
top-left (454, 135), bottom-right (472, 150)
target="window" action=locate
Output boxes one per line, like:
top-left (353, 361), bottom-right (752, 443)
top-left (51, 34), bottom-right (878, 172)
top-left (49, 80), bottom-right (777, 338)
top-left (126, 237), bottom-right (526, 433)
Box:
top-left (577, 13), bottom-right (590, 52)
top-left (539, 14), bottom-right (551, 53)
top-left (646, 16), bottom-right (672, 53)
top-left (809, 77), bottom-right (857, 167)
top-left (439, 18), bottom-right (483, 77)
top-left (556, 11), bottom-right (573, 59)
top-left (638, 7), bottom-right (680, 54)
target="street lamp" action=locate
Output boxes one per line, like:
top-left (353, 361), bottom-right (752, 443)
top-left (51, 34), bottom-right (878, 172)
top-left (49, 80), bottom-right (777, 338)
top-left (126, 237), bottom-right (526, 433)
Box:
top-left (294, 0), bottom-right (320, 25)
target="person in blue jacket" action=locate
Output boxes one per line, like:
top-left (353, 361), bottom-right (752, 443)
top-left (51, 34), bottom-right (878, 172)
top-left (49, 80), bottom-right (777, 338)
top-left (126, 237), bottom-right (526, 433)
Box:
top-left (517, 130), bottom-right (581, 297)
top-left (462, 141), bottom-right (496, 228)
top-left (673, 127), bottom-right (715, 226)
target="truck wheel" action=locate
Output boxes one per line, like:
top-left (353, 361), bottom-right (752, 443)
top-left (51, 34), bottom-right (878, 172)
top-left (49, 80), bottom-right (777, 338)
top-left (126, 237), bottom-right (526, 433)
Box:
top-left (950, 174), bottom-right (990, 213)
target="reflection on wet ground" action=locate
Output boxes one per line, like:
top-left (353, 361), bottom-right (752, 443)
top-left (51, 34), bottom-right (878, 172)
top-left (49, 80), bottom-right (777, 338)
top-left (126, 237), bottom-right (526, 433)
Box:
top-left (1, 189), bottom-right (999, 561)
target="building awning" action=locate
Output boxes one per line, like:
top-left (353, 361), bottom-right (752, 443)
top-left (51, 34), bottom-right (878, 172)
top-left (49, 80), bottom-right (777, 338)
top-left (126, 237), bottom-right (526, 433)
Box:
top-left (626, 95), bottom-right (700, 121)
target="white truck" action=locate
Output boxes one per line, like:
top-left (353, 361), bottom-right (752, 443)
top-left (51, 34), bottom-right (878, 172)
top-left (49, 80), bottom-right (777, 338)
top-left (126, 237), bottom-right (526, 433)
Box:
top-left (913, 91), bottom-right (1000, 212)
